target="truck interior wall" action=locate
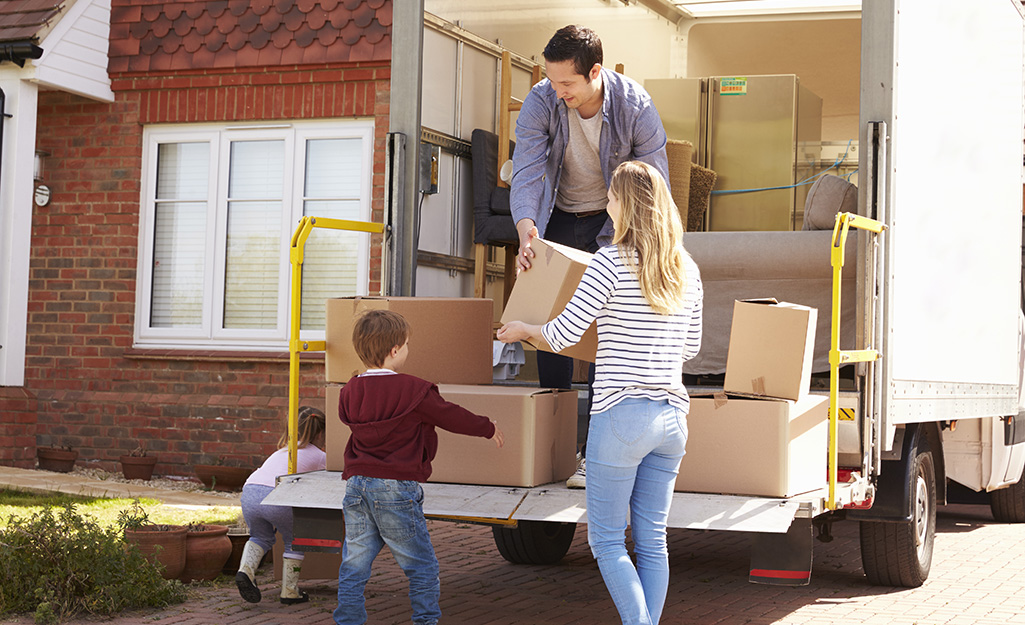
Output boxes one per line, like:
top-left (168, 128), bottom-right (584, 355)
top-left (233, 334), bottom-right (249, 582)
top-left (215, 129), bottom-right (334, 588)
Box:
top-left (424, 1), bottom-right (682, 85)
top-left (685, 18), bottom-right (861, 142)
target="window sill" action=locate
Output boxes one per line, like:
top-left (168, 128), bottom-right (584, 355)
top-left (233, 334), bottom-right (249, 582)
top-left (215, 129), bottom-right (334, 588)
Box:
top-left (123, 348), bottom-right (324, 363)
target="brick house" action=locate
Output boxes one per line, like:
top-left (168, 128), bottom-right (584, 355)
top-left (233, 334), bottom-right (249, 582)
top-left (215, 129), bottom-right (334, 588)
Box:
top-left (0, 0), bottom-right (395, 474)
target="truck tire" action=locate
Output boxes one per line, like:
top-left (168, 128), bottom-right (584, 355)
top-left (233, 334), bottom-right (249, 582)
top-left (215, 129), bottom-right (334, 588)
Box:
top-left (859, 447), bottom-right (936, 587)
top-left (492, 520), bottom-right (576, 565)
top-left (990, 477), bottom-right (1025, 522)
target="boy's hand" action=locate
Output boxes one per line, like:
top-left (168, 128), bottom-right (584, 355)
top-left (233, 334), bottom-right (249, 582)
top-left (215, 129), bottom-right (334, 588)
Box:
top-left (490, 423), bottom-right (505, 448)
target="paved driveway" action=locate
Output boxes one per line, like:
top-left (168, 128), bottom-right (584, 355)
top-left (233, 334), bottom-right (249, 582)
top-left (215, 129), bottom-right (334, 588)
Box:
top-left (4, 502), bottom-right (1019, 625)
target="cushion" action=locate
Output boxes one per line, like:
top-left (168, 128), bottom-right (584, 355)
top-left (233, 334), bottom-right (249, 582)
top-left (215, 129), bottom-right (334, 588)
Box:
top-left (802, 174), bottom-right (858, 231)
top-left (470, 129), bottom-right (517, 244)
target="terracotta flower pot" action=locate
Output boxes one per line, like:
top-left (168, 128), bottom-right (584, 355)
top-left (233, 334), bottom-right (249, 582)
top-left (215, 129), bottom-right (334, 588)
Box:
top-left (222, 531), bottom-right (250, 575)
top-left (193, 464), bottom-right (252, 491)
top-left (180, 524), bottom-right (232, 582)
top-left (36, 447), bottom-right (79, 473)
top-left (120, 455), bottom-right (158, 481)
top-left (125, 524), bottom-right (187, 580)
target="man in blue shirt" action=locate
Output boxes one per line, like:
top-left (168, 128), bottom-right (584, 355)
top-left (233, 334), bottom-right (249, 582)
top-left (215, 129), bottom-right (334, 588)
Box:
top-left (510, 25), bottom-right (669, 488)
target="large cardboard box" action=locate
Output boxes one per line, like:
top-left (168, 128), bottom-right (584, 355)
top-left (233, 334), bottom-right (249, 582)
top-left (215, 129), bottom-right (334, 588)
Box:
top-left (326, 383), bottom-right (578, 487)
top-left (724, 300), bottom-right (817, 401)
top-left (675, 394), bottom-right (828, 497)
top-left (500, 238), bottom-right (598, 363)
top-left (325, 297), bottom-right (493, 385)
top-left (272, 533), bottom-right (342, 581)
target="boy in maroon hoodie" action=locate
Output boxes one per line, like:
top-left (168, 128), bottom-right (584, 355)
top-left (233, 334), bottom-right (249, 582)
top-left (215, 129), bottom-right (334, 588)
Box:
top-left (333, 309), bottom-right (505, 625)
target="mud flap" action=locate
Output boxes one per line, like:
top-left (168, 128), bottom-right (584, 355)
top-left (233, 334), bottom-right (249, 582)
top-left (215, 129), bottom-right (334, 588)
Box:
top-left (290, 507), bottom-right (345, 553)
top-left (749, 517), bottom-right (813, 586)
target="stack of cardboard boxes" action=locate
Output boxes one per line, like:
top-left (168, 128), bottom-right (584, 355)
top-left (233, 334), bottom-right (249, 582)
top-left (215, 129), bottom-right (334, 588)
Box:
top-left (675, 300), bottom-right (829, 498)
top-left (323, 296), bottom-right (579, 489)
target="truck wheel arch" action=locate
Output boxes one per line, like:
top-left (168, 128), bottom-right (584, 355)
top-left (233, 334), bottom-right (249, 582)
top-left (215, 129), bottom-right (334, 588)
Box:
top-left (849, 422), bottom-right (947, 522)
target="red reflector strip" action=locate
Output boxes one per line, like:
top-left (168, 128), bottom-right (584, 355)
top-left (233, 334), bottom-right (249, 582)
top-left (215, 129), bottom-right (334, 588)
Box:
top-left (292, 537), bottom-right (342, 548)
top-left (750, 569), bottom-right (811, 580)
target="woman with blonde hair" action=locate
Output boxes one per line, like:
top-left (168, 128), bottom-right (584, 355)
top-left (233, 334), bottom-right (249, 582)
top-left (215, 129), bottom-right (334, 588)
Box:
top-left (499, 160), bottom-right (703, 625)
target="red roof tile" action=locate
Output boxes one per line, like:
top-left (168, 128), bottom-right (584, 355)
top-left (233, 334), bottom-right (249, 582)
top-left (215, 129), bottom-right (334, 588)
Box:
top-left (0, 0), bottom-right (68, 44)
top-left (109, 0), bottom-right (391, 72)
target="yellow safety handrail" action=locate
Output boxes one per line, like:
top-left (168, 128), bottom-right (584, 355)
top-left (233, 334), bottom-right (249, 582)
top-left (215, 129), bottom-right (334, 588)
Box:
top-left (827, 212), bottom-right (885, 510)
top-left (288, 216), bottom-right (385, 474)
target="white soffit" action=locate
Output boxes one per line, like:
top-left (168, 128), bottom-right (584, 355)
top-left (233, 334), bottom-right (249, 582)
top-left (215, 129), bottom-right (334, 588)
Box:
top-left (32, 0), bottom-right (113, 102)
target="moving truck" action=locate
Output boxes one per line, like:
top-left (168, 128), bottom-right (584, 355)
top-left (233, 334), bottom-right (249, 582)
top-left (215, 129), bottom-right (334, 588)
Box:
top-left (267, 0), bottom-right (1025, 588)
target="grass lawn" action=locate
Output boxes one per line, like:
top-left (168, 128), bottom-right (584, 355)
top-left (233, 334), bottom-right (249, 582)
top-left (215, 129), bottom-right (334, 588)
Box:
top-left (0, 488), bottom-right (241, 529)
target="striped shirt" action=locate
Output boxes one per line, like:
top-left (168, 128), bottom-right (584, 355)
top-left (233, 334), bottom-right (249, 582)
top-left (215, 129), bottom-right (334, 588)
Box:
top-left (541, 245), bottom-right (703, 414)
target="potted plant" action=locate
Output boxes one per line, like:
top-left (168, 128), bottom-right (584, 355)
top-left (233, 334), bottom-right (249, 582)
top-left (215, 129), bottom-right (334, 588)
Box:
top-left (120, 443), bottom-right (158, 481)
top-left (180, 523), bottom-right (232, 582)
top-left (223, 517), bottom-right (251, 575)
top-left (193, 456), bottom-right (253, 492)
top-left (36, 444), bottom-right (79, 473)
top-left (118, 500), bottom-right (187, 580)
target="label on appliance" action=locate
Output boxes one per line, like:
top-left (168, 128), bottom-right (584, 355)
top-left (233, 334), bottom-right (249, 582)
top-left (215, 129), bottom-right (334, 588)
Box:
top-left (720, 77), bottom-right (747, 96)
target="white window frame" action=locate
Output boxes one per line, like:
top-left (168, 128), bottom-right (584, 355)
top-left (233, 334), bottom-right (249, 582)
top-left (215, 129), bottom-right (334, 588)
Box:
top-left (135, 119), bottom-right (375, 350)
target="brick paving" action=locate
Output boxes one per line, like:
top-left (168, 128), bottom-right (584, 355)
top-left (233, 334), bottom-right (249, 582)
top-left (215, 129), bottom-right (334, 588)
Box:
top-left (3, 498), bottom-right (1022, 625)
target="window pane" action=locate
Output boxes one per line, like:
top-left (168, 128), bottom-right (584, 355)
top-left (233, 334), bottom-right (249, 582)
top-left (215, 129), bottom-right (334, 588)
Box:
top-left (224, 201), bottom-right (281, 329)
top-left (151, 201), bottom-right (205, 327)
top-left (229, 140), bottom-right (284, 199)
top-left (301, 228), bottom-right (361, 329)
top-left (305, 138), bottom-right (362, 198)
top-left (157, 143), bottom-right (209, 200)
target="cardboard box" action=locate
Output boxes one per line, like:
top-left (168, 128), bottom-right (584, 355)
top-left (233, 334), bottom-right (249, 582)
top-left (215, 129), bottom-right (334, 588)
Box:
top-left (500, 238), bottom-right (598, 363)
top-left (325, 297), bottom-right (493, 385)
top-left (272, 533), bottom-right (342, 581)
top-left (675, 394), bottom-right (828, 497)
top-left (724, 300), bottom-right (817, 401)
top-left (327, 383), bottom-right (579, 487)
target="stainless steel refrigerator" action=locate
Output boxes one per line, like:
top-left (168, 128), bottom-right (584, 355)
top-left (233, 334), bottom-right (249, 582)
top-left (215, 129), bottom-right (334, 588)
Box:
top-left (646, 75), bottom-right (822, 232)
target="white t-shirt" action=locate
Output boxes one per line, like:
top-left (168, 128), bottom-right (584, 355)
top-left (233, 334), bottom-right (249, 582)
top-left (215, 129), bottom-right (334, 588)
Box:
top-left (556, 108), bottom-right (608, 214)
top-left (244, 444), bottom-right (326, 488)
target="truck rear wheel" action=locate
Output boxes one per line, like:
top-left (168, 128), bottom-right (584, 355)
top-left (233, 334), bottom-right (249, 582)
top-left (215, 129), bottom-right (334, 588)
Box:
top-left (859, 447), bottom-right (936, 587)
top-left (990, 476), bottom-right (1025, 522)
top-left (492, 520), bottom-right (576, 565)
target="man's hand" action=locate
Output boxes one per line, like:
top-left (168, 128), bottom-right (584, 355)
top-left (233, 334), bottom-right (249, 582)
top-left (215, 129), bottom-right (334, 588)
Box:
top-left (515, 219), bottom-right (539, 273)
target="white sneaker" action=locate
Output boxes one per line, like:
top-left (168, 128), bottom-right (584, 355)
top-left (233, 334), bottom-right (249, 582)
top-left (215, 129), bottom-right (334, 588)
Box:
top-left (566, 458), bottom-right (586, 489)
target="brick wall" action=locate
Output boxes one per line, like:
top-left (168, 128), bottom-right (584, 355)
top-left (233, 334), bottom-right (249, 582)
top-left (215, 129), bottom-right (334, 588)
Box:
top-left (0, 388), bottom-right (38, 468)
top-left (24, 63), bottom-right (389, 476)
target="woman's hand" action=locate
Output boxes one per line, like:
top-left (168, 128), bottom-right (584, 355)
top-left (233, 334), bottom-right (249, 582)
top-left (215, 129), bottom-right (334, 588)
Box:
top-left (497, 321), bottom-right (541, 344)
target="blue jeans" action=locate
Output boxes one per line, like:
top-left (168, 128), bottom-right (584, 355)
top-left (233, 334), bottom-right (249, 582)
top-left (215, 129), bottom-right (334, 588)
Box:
top-left (586, 398), bottom-right (688, 625)
top-left (334, 476), bottom-right (440, 625)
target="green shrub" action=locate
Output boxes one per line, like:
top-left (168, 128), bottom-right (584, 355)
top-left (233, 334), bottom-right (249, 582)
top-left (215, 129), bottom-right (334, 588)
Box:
top-left (0, 504), bottom-right (187, 623)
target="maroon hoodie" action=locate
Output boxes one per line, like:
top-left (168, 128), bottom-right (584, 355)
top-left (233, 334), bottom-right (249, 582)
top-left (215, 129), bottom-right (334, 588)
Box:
top-left (338, 371), bottom-right (496, 482)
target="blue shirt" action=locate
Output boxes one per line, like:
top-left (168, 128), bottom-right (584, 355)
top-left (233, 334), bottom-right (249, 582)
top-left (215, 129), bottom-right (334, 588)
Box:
top-left (510, 68), bottom-right (670, 245)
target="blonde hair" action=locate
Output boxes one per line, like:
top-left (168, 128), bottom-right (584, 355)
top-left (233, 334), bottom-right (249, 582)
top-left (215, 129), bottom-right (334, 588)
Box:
top-left (278, 405), bottom-right (326, 449)
top-left (608, 160), bottom-right (689, 314)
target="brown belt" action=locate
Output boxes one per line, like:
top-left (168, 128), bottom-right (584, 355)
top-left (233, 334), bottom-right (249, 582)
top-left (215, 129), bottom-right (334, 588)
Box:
top-left (559, 208), bottom-right (606, 219)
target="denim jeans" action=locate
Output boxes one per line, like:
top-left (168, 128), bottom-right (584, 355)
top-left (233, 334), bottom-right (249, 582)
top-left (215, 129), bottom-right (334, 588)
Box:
top-left (334, 476), bottom-right (440, 625)
top-left (586, 398), bottom-right (688, 625)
